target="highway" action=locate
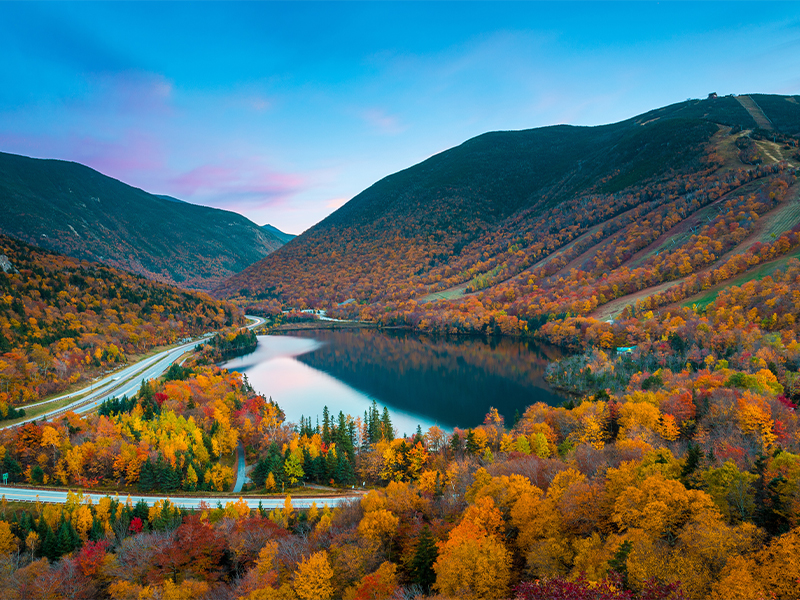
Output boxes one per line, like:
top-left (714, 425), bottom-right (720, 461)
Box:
top-left (0, 314), bottom-right (360, 509)
top-left (0, 485), bottom-right (354, 509)
top-left (4, 315), bottom-right (267, 428)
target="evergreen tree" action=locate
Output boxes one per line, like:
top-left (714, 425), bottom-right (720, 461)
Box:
top-left (681, 443), bottom-right (704, 488)
top-left (380, 407), bottom-right (394, 440)
top-left (368, 401), bottom-right (381, 444)
top-left (41, 524), bottom-right (58, 561)
top-left (89, 517), bottom-right (104, 542)
top-left (312, 455), bottom-right (326, 484)
top-left (252, 458), bottom-right (271, 487)
top-left (608, 540), bottom-right (633, 589)
top-left (465, 429), bottom-right (480, 455)
top-left (322, 406), bottom-right (331, 444)
top-left (267, 443), bottom-right (286, 486)
top-left (132, 500), bottom-right (150, 523)
top-left (302, 447), bottom-right (315, 482)
top-left (409, 525), bottom-right (438, 591)
top-left (335, 454), bottom-right (356, 486)
top-left (449, 432), bottom-right (462, 456)
top-left (325, 451), bottom-right (338, 483)
top-left (413, 425), bottom-right (424, 447)
top-left (336, 411), bottom-right (354, 460)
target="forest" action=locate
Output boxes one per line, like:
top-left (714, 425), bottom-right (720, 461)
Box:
top-left (1, 97), bottom-right (800, 598)
top-left (0, 281), bottom-right (799, 598)
top-left (0, 234), bottom-right (243, 412)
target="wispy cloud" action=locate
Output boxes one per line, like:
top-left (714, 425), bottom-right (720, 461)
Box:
top-left (361, 108), bottom-right (405, 135)
top-left (168, 159), bottom-right (304, 208)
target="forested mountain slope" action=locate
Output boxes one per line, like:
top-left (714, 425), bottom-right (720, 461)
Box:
top-left (0, 234), bottom-right (242, 407)
top-left (0, 152), bottom-right (285, 290)
top-left (217, 94), bottom-right (800, 327)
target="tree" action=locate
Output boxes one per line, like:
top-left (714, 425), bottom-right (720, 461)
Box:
top-left (294, 550), bottom-right (334, 600)
top-left (408, 525), bottom-right (438, 591)
top-left (433, 519), bottom-right (511, 599)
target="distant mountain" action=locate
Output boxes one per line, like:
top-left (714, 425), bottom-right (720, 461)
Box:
top-left (216, 94), bottom-right (800, 318)
top-left (0, 152), bottom-right (286, 290)
top-left (261, 223), bottom-right (296, 244)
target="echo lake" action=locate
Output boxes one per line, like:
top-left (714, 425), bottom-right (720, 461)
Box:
top-left (220, 328), bottom-right (566, 435)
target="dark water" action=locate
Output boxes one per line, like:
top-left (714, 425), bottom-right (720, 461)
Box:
top-left (220, 328), bottom-right (566, 435)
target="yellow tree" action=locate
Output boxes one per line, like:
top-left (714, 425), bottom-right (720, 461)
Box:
top-left (294, 550), bottom-right (335, 600)
top-left (433, 518), bottom-right (511, 599)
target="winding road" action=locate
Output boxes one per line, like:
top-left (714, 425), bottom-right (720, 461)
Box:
top-left (0, 315), bottom-right (359, 508)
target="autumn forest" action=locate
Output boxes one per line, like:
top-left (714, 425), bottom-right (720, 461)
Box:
top-left (1, 94), bottom-right (800, 599)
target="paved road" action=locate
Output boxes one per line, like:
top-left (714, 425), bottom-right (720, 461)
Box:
top-left (5, 315), bottom-right (267, 428)
top-left (233, 441), bottom-right (247, 493)
top-left (0, 485), bottom-right (354, 509)
top-left (0, 315), bottom-right (355, 508)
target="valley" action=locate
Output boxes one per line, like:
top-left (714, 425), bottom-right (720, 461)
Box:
top-left (2, 94), bottom-right (800, 599)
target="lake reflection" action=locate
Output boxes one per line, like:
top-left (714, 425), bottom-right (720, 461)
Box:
top-left (220, 329), bottom-right (565, 434)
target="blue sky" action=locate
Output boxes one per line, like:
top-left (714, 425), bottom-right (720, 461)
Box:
top-left (1, 2), bottom-right (799, 233)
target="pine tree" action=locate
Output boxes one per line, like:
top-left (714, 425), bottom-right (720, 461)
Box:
top-left (302, 447), bottom-right (315, 482)
top-left (335, 454), bottom-right (355, 486)
top-left (139, 458), bottom-right (155, 492)
top-left (322, 406), bottom-right (331, 444)
top-left (681, 443), bottom-right (704, 488)
top-left (312, 455), bottom-right (326, 484)
top-left (466, 429), bottom-right (479, 455)
top-left (409, 525), bottom-right (438, 591)
top-left (89, 517), bottom-right (104, 542)
top-left (413, 425), bottom-right (424, 446)
top-left (368, 401), bottom-right (381, 444)
top-left (325, 451), bottom-right (338, 484)
top-left (41, 524), bottom-right (58, 560)
top-left (450, 432), bottom-right (462, 456)
top-left (336, 411), bottom-right (354, 460)
top-left (252, 458), bottom-right (271, 487)
top-left (380, 407), bottom-right (394, 440)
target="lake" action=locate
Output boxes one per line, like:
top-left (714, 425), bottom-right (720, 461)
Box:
top-left (220, 328), bottom-right (566, 436)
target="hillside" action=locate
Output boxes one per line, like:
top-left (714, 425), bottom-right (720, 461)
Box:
top-left (262, 223), bottom-right (296, 244)
top-left (0, 152), bottom-right (285, 290)
top-left (217, 95), bottom-right (800, 330)
top-left (0, 234), bottom-right (242, 408)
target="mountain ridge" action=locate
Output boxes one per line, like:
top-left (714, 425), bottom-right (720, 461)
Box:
top-left (216, 94), bottom-right (800, 315)
top-left (0, 152), bottom-right (285, 290)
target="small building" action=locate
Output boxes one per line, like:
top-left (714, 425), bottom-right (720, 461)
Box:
top-left (616, 346), bottom-right (638, 355)
top-left (708, 92), bottom-right (718, 99)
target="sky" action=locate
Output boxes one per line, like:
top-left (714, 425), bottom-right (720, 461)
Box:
top-left (1, 2), bottom-right (799, 234)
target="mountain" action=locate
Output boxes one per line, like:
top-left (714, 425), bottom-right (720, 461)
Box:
top-left (0, 152), bottom-right (286, 290)
top-left (216, 94), bottom-right (800, 322)
top-left (261, 223), bottom-right (296, 244)
top-left (0, 233), bottom-right (241, 405)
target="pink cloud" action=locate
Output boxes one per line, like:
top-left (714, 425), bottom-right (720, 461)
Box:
top-left (71, 130), bottom-right (166, 175)
top-left (0, 129), bottom-right (165, 178)
top-left (168, 159), bottom-right (305, 209)
top-left (362, 108), bottom-right (406, 135)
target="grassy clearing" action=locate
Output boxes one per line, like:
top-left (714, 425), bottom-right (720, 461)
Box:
top-left (757, 199), bottom-right (800, 243)
top-left (2, 395), bottom-right (86, 427)
top-left (683, 247), bottom-right (800, 311)
top-left (419, 283), bottom-right (470, 303)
